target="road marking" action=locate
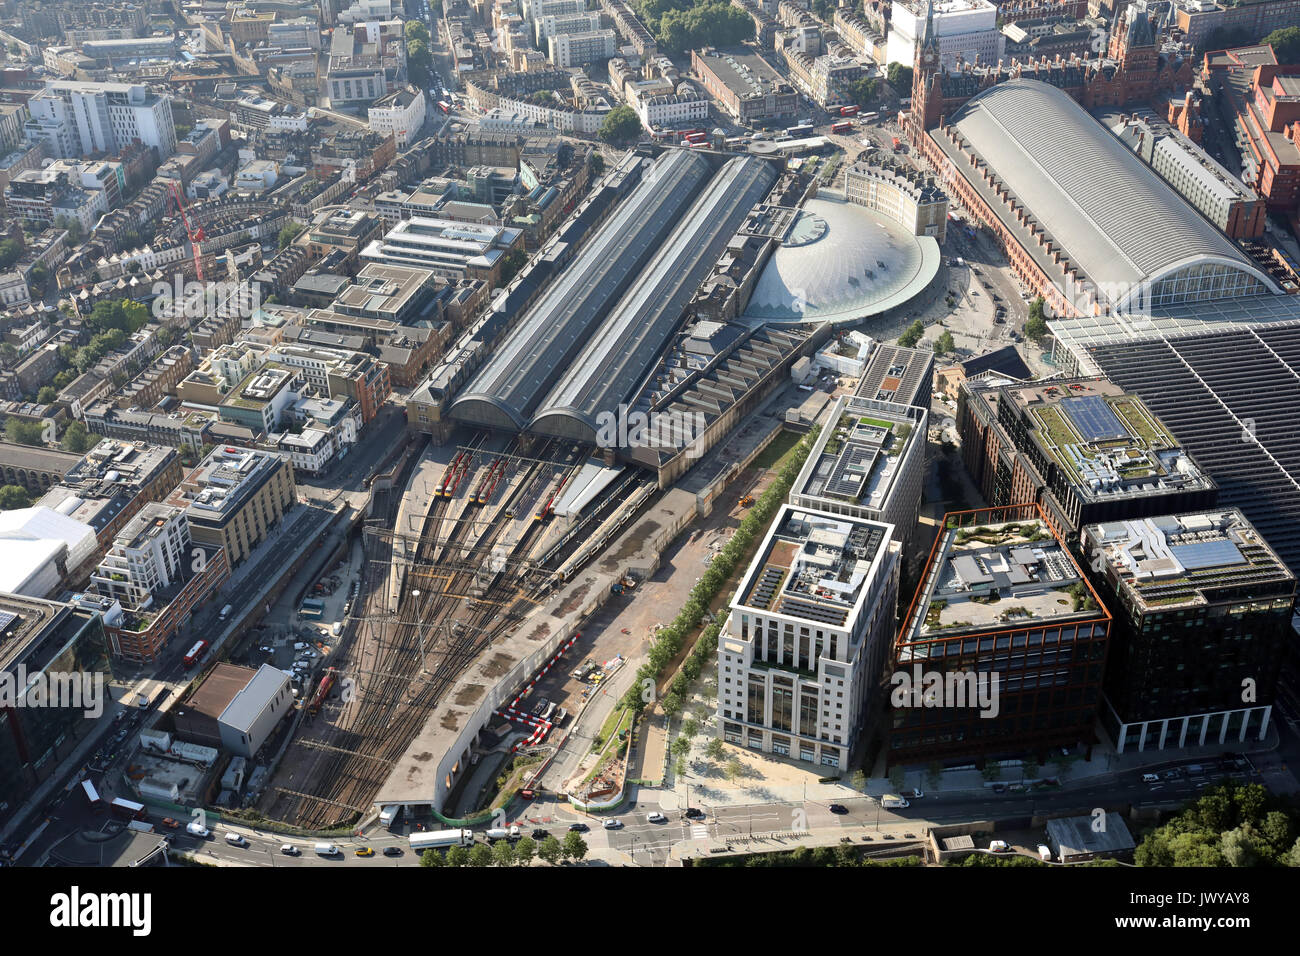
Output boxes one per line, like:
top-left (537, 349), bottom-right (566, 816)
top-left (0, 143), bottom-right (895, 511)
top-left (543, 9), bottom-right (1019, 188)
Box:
top-left (691, 824), bottom-right (708, 840)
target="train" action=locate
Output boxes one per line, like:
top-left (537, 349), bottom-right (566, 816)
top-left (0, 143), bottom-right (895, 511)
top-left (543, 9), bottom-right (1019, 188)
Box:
top-left (183, 639), bottom-right (208, 668)
top-left (409, 829), bottom-right (474, 851)
top-left (438, 451), bottom-right (473, 498)
top-left (474, 458), bottom-right (506, 505)
top-left (308, 667), bottom-right (338, 716)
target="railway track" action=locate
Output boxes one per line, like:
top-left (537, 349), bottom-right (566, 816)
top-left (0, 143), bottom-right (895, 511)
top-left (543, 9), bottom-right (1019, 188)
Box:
top-left (270, 436), bottom-right (581, 829)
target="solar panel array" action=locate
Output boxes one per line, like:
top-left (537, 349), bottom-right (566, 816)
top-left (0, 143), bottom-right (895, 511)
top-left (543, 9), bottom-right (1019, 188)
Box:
top-left (1061, 395), bottom-right (1127, 442)
top-left (1170, 539), bottom-right (1245, 571)
top-left (747, 566), bottom-right (785, 610)
top-left (1087, 324), bottom-right (1300, 576)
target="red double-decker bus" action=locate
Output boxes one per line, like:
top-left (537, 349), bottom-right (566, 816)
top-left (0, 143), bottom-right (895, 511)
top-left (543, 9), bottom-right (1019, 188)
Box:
top-left (183, 639), bottom-right (208, 668)
top-left (830, 120), bottom-right (853, 134)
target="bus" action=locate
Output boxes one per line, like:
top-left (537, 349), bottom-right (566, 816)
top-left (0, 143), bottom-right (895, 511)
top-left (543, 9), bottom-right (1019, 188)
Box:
top-left (437, 100), bottom-right (450, 114)
top-left (839, 104), bottom-right (860, 117)
top-left (183, 639), bottom-right (208, 668)
top-left (684, 131), bottom-right (708, 144)
top-left (861, 111), bottom-right (880, 122)
top-left (81, 779), bottom-right (102, 809)
top-left (110, 797), bottom-right (146, 821)
top-left (830, 120), bottom-right (853, 134)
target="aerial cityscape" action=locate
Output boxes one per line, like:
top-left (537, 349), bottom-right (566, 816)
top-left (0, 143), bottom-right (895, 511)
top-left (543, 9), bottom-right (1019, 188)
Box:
top-left (0, 0), bottom-right (1297, 907)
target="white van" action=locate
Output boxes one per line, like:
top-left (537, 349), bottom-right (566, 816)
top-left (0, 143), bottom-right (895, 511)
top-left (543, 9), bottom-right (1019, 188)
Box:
top-left (187, 821), bottom-right (211, 838)
top-left (1037, 844), bottom-right (1053, 862)
top-left (224, 832), bottom-right (247, 847)
top-left (315, 842), bottom-right (340, 856)
top-left (988, 840), bottom-right (1010, 853)
top-left (881, 794), bottom-right (909, 809)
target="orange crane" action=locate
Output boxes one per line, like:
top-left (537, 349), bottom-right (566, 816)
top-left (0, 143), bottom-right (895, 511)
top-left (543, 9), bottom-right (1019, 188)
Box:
top-left (166, 181), bottom-right (205, 282)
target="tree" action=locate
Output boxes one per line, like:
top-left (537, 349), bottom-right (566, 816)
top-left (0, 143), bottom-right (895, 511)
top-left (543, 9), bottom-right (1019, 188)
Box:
top-left (705, 738), bottom-right (726, 761)
top-left (420, 848), bottom-right (445, 866)
top-left (1025, 296), bottom-right (1049, 344)
top-left (980, 762), bottom-right (1002, 782)
top-left (0, 238), bottom-right (22, 269)
top-left (1261, 26), bottom-right (1300, 64)
top-left (846, 76), bottom-right (880, 109)
top-left (0, 484), bottom-right (31, 509)
top-left (445, 845), bottom-right (469, 867)
top-left (1020, 756), bottom-right (1040, 781)
top-left (886, 63), bottom-right (913, 97)
top-left (675, 755), bottom-right (688, 777)
top-left (849, 769), bottom-right (867, 791)
top-left (467, 843), bottom-right (493, 867)
top-left (671, 735), bottom-right (691, 758)
top-left (1051, 755), bottom-right (1075, 781)
top-left (562, 830), bottom-right (588, 861)
top-left (934, 330), bottom-right (955, 355)
top-left (538, 835), bottom-right (563, 864)
top-left (589, 151), bottom-right (606, 177)
top-left (497, 248), bottom-right (527, 285)
top-left (897, 319), bottom-right (925, 348)
top-left (491, 838), bottom-right (516, 867)
top-left (661, 692), bottom-right (682, 717)
top-left (37, 386), bottom-right (56, 404)
top-left (5, 418), bottom-right (45, 446)
top-left (888, 765), bottom-right (905, 791)
top-left (681, 716), bottom-right (699, 738)
top-left (926, 762), bottom-right (943, 789)
top-left (598, 105), bottom-right (642, 146)
top-left (62, 420), bottom-right (91, 453)
top-left (28, 264), bottom-right (46, 289)
top-left (278, 222), bottom-right (304, 249)
top-left (513, 836), bottom-right (536, 866)
top-left (724, 757), bottom-right (744, 783)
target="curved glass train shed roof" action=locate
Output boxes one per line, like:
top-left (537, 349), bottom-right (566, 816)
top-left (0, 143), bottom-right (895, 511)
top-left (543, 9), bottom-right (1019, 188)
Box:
top-left (938, 79), bottom-right (1277, 311)
top-left (448, 148), bottom-right (714, 430)
top-left (530, 156), bottom-right (778, 443)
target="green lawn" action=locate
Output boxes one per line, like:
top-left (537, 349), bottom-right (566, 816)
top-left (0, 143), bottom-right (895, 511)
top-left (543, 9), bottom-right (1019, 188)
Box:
top-left (752, 430), bottom-right (802, 471)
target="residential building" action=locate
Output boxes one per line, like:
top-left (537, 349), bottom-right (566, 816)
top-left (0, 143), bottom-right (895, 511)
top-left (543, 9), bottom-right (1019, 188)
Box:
top-left (548, 29), bottom-right (618, 68)
top-left (844, 159), bottom-right (948, 240)
top-left (168, 446), bottom-right (296, 567)
top-left (368, 86), bottom-right (427, 148)
top-left (24, 80), bottom-right (176, 160)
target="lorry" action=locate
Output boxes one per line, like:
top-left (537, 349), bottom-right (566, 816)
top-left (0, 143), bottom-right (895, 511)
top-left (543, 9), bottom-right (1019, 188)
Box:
top-left (378, 805), bottom-right (401, 830)
top-left (409, 829), bottom-right (474, 851)
top-left (881, 794), bottom-right (910, 809)
top-left (485, 825), bottom-right (520, 842)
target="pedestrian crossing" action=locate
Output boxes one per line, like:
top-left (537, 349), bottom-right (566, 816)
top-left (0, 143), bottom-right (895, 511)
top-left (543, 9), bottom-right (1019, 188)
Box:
top-left (691, 824), bottom-right (708, 840)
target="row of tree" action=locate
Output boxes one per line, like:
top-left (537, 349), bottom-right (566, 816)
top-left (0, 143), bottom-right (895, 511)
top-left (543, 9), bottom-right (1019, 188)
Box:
top-left (1136, 782), bottom-right (1300, 867)
top-left (635, 0), bottom-right (754, 54)
top-left (420, 831), bottom-right (588, 867)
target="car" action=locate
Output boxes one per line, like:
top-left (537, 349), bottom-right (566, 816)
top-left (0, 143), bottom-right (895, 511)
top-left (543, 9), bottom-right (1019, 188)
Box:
top-left (907, 788), bottom-right (924, 799)
top-left (647, 812), bottom-right (667, 823)
top-left (1161, 769), bottom-right (1181, 781)
top-left (280, 844), bottom-right (300, 856)
top-left (683, 807), bottom-right (705, 820)
top-left (992, 783), bottom-right (1006, 793)
top-left (355, 847), bottom-right (375, 857)
top-left (828, 804), bottom-right (848, 814)
top-left (1036, 844), bottom-right (1053, 862)
top-left (602, 819), bottom-right (623, 830)
top-left (383, 846), bottom-right (403, 857)
top-left (532, 828), bottom-right (549, 839)
top-left (1142, 773), bottom-right (1160, 783)
top-left (988, 840), bottom-right (1010, 853)
top-left (568, 822), bottom-right (589, 832)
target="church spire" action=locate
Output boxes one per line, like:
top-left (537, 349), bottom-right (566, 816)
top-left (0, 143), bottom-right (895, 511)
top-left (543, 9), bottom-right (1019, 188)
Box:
top-left (922, 0), bottom-right (938, 56)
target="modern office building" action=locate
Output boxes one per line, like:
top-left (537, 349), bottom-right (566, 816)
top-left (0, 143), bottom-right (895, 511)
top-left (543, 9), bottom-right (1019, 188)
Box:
top-left (548, 29), bottom-right (619, 68)
top-left (0, 593), bottom-right (113, 831)
top-left (956, 376), bottom-right (1218, 544)
top-left (854, 343), bottom-right (934, 408)
top-left (1082, 508), bottom-right (1295, 754)
top-left (717, 505), bottom-right (901, 769)
top-left (891, 504), bottom-right (1112, 766)
top-left (168, 446), bottom-right (296, 567)
top-left (690, 48), bottom-right (800, 124)
top-left (788, 395), bottom-right (928, 541)
top-left (359, 216), bottom-right (524, 286)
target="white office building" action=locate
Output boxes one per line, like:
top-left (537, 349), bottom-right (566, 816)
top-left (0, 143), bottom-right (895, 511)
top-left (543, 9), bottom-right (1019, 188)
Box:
top-left (548, 29), bottom-right (618, 68)
top-left (885, 0), bottom-right (1002, 70)
top-left (368, 86), bottom-right (427, 148)
top-left (717, 505), bottom-right (901, 768)
top-left (25, 80), bottom-right (177, 159)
